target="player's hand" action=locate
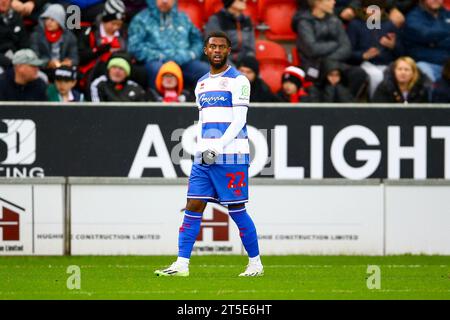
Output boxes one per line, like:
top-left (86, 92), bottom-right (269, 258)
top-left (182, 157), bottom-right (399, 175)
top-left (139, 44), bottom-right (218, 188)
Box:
top-left (201, 148), bottom-right (218, 165)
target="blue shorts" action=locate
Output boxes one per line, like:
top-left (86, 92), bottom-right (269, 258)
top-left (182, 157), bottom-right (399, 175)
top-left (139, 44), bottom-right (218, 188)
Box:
top-left (187, 163), bottom-right (249, 205)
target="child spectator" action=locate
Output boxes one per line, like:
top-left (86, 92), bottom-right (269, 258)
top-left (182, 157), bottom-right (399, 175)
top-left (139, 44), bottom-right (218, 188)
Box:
top-left (432, 58), bottom-right (450, 102)
top-left (236, 56), bottom-right (281, 103)
top-left (373, 56), bottom-right (428, 103)
top-left (0, 0), bottom-right (29, 72)
top-left (204, 0), bottom-right (255, 65)
top-left (78, 0), bottom-right (127, 90)
top-left (90, 53), bottom-right (146, 101)
top-left (347, 0), bottom-right (404, 98)
top-left (0, 49), bottom-right (47, 101)
top-left (403, 0), bottom-right (450, 82)
top-left (276, 66), bottom-right (309, 103)
top-left (149, 60), bottom-right (193, 103)
top-left (307, 61), bottom-right (355, 102)
top-left (30, 4), bottom-right (79, 74)
top-left (47, 65), bottom-right (83, 101)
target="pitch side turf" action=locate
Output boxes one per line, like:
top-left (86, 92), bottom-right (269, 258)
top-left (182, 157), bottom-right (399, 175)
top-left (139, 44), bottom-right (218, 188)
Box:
top-left (0, 255), bottom-right (449, 300)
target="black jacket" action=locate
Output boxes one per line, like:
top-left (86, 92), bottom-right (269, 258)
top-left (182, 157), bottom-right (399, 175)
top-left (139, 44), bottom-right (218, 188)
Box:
top-left (250, 78), bottom-right (281, 103)
top-left (90, 75), bottom-right (147, 102)
top-left (432, 78), bottom-right (450, 103)
top-left (0, 9), bottom-right (29, 68)
top-left (292, 10), bottom-right (351, 77)
top-left (372, 67), bottom-right (429, 103)
top-left (0, 68), bottom-right (47, 101)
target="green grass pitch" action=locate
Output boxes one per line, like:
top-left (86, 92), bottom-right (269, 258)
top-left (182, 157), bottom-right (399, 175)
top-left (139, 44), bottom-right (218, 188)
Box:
top-left (0, 255), bottom-right (449, 300)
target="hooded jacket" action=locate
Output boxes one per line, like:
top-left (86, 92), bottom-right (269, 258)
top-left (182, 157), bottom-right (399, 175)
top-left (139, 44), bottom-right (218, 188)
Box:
top-left (307, 61), bottom-right (355, 103)
top-left (150, 60), bottom-right (193, 102)
top-left (204, 8), bottom-right (255, 64)
top-left (372, 64), bottom-right (429, 103)
top-left (127, 0), bottom-right (203, 66)
top-left (291, 10), bottom-right (351, 76)
top-left (30, 5), bottom-right (79, 65)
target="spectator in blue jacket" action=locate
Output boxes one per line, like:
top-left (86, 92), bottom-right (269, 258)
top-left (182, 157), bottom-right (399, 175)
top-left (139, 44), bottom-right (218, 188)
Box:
top-left (128, 0), bottom-right (209, 89)
top-left (347, 0), bottom-right (404, 98)
top-left (403, 0), bottom-right (450, 82)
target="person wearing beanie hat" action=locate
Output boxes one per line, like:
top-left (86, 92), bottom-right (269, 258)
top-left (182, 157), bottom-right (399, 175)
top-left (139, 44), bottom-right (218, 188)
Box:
top-left (277, 66), bottom-right (308, 103)
top-left (102, 0), bottom-right (126, 22)
top-left (150, 60), bottom-right (194, 103)
top-left (30, 3), bottom-right (79, 72)
top-left (236, 56), bottom-right (281, 102)
top-left (205, 0), bottom-right (256, 64)
top-left (90, 53), bottom-right (147, 102)
top-left (78, 0), bottom-right (128, 92)
top-left (47, 65), bottom-right (84, 102)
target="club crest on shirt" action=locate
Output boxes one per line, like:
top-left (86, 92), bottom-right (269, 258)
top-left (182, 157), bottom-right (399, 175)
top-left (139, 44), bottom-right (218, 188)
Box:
top-left (219, 78), bottom-right (229, 90)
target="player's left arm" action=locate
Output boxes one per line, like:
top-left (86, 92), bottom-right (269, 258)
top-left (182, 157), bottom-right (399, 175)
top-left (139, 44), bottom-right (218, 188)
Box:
top-left (214, 75), bottom-right (250, 152)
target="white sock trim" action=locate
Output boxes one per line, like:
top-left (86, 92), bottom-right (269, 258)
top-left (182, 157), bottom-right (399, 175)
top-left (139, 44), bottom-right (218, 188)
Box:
top-left (249, 255), bottom-right (261, 265)
top-left (176, 257), bottom-right (190, 266)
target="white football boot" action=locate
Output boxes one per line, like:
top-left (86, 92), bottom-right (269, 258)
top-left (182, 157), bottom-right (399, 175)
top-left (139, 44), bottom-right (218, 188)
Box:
top-left (154, 262), bottom-right (189, 277)
top-left (239, 262), bottom-right (264, 277)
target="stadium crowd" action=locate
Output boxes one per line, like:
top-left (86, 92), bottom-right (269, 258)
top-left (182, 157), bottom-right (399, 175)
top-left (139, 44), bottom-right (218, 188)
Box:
top-left (0, 0), bottom-right (448, 103)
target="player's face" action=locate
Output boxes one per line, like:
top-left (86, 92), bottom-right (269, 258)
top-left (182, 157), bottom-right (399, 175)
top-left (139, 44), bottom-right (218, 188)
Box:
top-left (204, 37), bottom-right (231, 70)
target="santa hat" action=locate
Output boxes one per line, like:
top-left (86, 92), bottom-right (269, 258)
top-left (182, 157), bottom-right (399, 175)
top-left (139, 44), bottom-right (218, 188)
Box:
top-left (282, 66), bottom-right (306, 89)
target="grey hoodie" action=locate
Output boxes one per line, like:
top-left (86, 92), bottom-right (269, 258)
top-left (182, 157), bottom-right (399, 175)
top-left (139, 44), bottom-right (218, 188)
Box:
top-left (30, 4), bottom-right (79, 65)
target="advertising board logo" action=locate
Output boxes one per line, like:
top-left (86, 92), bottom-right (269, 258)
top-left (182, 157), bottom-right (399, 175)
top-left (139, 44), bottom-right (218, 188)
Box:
top-left (196, 207), bottom-right (229, 241)
top-left (0, 120), bottom-right (36, 165)
top-left (0, 197), bottom-right (25, 241)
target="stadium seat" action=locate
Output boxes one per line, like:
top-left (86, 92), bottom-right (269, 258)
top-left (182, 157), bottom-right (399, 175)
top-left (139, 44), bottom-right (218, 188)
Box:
top-left (255, 40), bottom-right (290, 93)
top-left (445, 0), bottom-right (450, 9)
top-left (178, 0), bottom-right (206, 30)
top-left (205, 0), bottom-right (260, 26)
top-left (259, 0), bottom-right (297, 41)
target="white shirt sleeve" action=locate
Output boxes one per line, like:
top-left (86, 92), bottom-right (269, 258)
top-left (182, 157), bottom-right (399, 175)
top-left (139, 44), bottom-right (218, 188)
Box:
top-left (217, 75), bottom-right (250, 150)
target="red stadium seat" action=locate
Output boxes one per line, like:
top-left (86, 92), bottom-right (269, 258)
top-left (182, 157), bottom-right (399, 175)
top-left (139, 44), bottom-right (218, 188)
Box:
top-left (255, 40), bottom-right (290, 93)
top-left (259, 0), bottom-right (297, 40)
top-left (444, 0), bottom-right (450, 9)
top-left (205, 0), bottom-right (260, 26)
top-left (178, 0), bottom-right (206, 30)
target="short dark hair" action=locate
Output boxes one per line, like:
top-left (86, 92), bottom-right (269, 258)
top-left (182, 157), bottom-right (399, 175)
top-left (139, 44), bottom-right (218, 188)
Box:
top-left (204, 31), bottom-right (232, 48)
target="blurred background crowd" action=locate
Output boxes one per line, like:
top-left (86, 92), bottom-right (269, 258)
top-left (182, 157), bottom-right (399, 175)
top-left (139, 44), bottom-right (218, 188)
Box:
top-left (0, 0), bottom-right (448, 103)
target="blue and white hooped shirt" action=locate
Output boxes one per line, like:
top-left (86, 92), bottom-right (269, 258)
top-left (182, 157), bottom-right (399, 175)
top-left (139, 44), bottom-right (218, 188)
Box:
top-left (194, 66), bottom-right (251, 165)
